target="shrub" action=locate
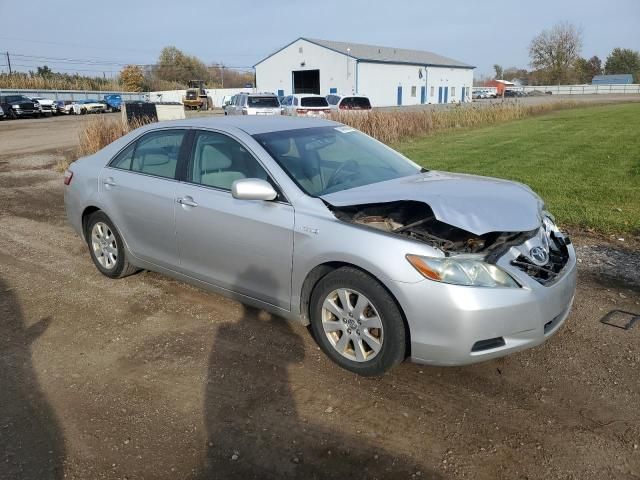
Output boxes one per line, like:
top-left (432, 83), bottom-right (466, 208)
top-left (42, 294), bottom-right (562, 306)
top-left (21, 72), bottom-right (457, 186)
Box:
top-left (329, 101), bottom-right (579, 144)
top-left (57, 115), bottom-right (155, 172)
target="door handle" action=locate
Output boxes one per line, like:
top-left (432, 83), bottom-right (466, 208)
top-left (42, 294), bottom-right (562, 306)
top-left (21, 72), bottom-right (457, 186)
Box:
top-left (103, 177), bottom-right (116, 187)
top-left (177, 197), bottom-right (198, 207)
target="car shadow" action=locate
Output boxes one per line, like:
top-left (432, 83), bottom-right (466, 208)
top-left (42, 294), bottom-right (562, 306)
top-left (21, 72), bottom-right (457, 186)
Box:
top-left (199, 267), bottom-right (440, 479)
top-left (0, 276), bottom-right (65, 479)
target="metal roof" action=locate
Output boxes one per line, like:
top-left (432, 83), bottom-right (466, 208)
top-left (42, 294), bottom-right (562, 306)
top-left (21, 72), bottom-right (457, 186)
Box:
top-left (255, 37), bottom-right (474, 69)
top-left (592, 74), bottom-right (634, 85)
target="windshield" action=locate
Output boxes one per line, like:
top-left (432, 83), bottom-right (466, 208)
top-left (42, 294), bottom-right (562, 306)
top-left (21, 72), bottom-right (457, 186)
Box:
top-left (300, 97), bottom-right (328, 108)
top-left (248, 96), bottom-right (279, 108)
top-left (253, 126), bottom-right (421, 196)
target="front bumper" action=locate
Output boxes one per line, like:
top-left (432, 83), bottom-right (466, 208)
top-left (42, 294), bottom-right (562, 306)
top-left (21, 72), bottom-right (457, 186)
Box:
top-left (390, 246), bottom-right (577, 366)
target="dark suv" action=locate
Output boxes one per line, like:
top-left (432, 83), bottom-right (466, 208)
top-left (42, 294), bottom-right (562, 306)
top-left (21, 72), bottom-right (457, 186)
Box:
top-left (0, 95), bottom-right (38, 119)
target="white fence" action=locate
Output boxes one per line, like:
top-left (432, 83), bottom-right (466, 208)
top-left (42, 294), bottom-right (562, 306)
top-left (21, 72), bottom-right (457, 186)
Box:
top-left (520, 84), bottom-right (640, 95)
top-left (475, 84), bottom-right (640, 95)
top-left (149, 88), bottom-right (252, 107)
top-left (0, 88), bottom-right (147, 101)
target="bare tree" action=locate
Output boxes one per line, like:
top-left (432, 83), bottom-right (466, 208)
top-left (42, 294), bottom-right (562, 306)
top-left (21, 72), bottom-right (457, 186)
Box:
top-left (529, 22), bottom-right (583, 85)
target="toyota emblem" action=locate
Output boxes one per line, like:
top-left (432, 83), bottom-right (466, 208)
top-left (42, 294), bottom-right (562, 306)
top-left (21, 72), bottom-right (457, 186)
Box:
top-left (529, 246), bottom-right (549, 266)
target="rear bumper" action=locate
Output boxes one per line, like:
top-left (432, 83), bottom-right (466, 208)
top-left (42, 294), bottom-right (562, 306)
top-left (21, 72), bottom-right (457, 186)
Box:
top-left (388, 247), bottom-right (577, 366)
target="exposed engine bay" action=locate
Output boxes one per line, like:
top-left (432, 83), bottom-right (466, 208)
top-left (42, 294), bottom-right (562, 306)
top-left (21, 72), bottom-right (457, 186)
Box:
top-left (330, 201), bottom-right (534, 258)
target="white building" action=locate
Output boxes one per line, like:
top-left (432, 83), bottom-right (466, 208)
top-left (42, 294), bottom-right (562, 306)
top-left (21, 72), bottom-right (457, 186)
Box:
top-left (255, 38), bottom-right (475, 107)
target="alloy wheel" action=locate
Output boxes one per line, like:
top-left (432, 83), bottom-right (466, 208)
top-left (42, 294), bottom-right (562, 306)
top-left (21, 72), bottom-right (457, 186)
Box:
top-left (91, 222), bottom-right (118, 270)
top-left (321, 288), bottom-right (384, 362)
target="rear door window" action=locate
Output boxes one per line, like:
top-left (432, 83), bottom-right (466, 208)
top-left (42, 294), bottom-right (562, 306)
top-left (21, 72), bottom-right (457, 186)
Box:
top-left (301, 97), bottom-right (329, 108)
top-left (128, 130), bottom-right (186, 179)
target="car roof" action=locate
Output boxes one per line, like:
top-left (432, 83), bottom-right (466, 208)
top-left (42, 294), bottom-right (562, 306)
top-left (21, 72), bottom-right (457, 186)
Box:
top-left (140, 115), bottom-right (340, 135)
top-left (331, 94), bottom-right (369, 98)
top-left (291, 94), bottom-right (325, 98)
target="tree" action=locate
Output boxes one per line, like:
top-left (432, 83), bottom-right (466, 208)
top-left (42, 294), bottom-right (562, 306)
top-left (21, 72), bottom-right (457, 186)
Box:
top-left (605, 48), bottom-right (640, 81)
top-left (503, 67), bottom-right (530, 84)
top-left (119, 65), bottom-right (146, 92)
top-left (36, 65), bottom-right (53, 78)
top-left (493, 64), bottom-right (503, 80)
top-left (529, 22), bottom-right (583, 84)
top-left (155, 46), bottom-right (210, 85)
top-left (574, 55), bottom-right (602, 83)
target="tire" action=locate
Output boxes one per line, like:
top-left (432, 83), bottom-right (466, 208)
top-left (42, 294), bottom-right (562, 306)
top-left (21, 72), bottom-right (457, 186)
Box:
top-left (85, 211), bottom-right (139, 279)
top-left (309, 267), bottom-right (406, 376)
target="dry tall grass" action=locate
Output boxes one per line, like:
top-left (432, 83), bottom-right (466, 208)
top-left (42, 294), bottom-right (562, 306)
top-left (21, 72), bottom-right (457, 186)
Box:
top-left (57, 115), bottom-right (155, 172)
top-left (1, 73), bottom-right (122, 91)
top-left (330, 101), bottom-right (579, 144)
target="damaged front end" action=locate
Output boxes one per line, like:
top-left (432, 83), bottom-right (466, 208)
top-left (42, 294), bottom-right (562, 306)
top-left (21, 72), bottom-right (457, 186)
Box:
top-left (329, 200), bottom-right (570, 287)
top-left (330, 200), bottom-right (530, 256)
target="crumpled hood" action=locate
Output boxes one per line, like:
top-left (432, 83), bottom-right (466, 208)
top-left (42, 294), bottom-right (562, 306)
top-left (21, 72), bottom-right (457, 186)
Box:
top-left (321, 171), bottom-right (544, 235)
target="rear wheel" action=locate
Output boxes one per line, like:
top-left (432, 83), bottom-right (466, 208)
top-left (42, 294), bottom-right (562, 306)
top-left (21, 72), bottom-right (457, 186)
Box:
top-left (310, 267), bottom-right (406, 376)
top-left (85, 211), bottom-right (139, 279)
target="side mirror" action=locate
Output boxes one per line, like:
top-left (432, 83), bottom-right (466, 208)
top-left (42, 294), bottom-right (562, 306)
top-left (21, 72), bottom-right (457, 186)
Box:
top-left (231, 178), bottom-right (278, 201)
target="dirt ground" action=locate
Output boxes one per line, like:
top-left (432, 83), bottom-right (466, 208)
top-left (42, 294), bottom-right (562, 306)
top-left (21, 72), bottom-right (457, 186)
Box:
top-left (0, 112), bottom-right (639, 480)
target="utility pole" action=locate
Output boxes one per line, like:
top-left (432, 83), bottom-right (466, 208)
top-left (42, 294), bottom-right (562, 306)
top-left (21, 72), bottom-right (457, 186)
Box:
top-left (6, 51), bottom-right (12, 74)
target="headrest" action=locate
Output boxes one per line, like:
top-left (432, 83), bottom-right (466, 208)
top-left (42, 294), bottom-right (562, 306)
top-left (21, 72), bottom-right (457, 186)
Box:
top-left (270, 138), bottom-right (291, 156)
top-left (201, 144), bottom-right (231, 171)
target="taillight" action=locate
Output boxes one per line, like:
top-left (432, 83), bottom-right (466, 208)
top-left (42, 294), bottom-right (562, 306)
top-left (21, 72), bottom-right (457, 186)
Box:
top-left (63, 170), bottom-right (73, 185)
top-left (339, 104), bottom-right (347, 109)
top-left (322, 109), bottom-right (331, 114)
top-left (296, 108), bottom-right (308, 114)
top-left (242, 107), bottom-right (248, 115)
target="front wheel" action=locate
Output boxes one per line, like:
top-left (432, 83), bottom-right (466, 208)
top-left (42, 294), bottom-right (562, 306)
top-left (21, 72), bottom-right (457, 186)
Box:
top-left (309, 267), bottom-right (407, 376)
top-left (85, 211), bottom-right (139, 279)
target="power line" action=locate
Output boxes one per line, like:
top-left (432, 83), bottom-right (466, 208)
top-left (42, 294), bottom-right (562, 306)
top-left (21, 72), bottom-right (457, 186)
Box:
top-left (6, 52), bottom-right (254, 71)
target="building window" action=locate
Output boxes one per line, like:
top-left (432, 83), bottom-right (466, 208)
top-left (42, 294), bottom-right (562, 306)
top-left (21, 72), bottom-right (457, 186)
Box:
top-left (451, 87), bottom-right (456, 97)
top-left (411, 86), bottom-right (417, 97)
top-left (430, 86), bottom-right (435, 97)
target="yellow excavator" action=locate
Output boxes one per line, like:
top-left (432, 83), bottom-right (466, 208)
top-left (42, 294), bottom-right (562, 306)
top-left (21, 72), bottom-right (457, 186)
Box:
top-left (182, 80), bottom-right (209, 110)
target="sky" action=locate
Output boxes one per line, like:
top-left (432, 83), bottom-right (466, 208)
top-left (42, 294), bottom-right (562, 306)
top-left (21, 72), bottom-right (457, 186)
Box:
top-left (0, 0), bottom-right (638, 79)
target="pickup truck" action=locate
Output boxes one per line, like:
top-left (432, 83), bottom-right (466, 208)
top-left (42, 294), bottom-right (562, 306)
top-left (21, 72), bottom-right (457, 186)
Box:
top-left (0, 95), bottom-right (39, 119)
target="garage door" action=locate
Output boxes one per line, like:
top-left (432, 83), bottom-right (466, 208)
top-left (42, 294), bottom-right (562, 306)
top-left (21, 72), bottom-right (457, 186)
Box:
top-left (293, 70), bottom-right (320, 94)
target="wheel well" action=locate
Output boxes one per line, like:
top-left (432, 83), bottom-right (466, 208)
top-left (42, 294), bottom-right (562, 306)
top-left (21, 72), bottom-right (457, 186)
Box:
top-left (81, 206), bottom-right (101, 238)
top-left (299, 262), bottom-right (411, 357)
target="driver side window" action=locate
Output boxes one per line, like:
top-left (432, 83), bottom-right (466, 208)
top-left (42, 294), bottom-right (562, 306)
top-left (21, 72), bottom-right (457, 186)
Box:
top-left (190, 131), bottom-right (270, 191)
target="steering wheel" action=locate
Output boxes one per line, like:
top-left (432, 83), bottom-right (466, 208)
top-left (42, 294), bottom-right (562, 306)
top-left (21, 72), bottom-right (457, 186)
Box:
top-left (326, 160), bottom-right (359, 189)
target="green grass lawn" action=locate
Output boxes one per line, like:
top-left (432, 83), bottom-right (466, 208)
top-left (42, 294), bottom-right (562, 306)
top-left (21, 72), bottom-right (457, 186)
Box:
top-left (397, 103), bottom-right (640, 235)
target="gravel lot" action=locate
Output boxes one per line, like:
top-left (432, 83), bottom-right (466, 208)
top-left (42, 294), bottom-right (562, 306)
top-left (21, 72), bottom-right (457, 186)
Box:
top-left (0, 112), bottom-right (639, 480)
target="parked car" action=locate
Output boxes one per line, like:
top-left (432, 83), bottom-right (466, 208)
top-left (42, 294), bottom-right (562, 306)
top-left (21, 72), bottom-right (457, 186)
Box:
top-left (326, 94), bottom-right (372, 111)
top-left (226, 93), bottom-right (281, 116)
top-left (0, 105), bottom-right (4, 120)
top-left (59, 100), bottom-right (81, 115)
top-left (281, 94), bottom-right (330, 117)
top-left (0, 95), bottom-right (39, 119)
top-left (103, 94), bottom-right (122, 112)
top-left (79, 99), bottom-right (108, 114)
top-left (504, 89), bottom-right (525, 97)
top-left (29, 96), bottom-right (56, 116)
top-left (221, 95), bottom-right (235, 114)
top-left (472, 90), bottom-right (484, 100)
top-left (63, 116), bottom-right (577, 376)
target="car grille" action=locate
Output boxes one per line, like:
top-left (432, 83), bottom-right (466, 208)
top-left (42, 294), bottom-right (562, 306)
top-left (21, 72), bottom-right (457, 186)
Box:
top-left (511, 233), bottom-right (571, 286)
top-left (41, 104), bottom-right (52, 111)
top-left (20, 102), bottom-right (35, 110)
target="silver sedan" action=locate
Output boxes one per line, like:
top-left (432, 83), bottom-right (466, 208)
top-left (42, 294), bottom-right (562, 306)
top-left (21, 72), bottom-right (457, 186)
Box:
top-left (64, 116), bottom-right (577, 376)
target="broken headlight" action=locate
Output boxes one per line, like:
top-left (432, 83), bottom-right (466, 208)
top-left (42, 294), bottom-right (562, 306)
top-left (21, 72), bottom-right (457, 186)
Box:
top-left (406, 254), bottom-right (520, 288)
